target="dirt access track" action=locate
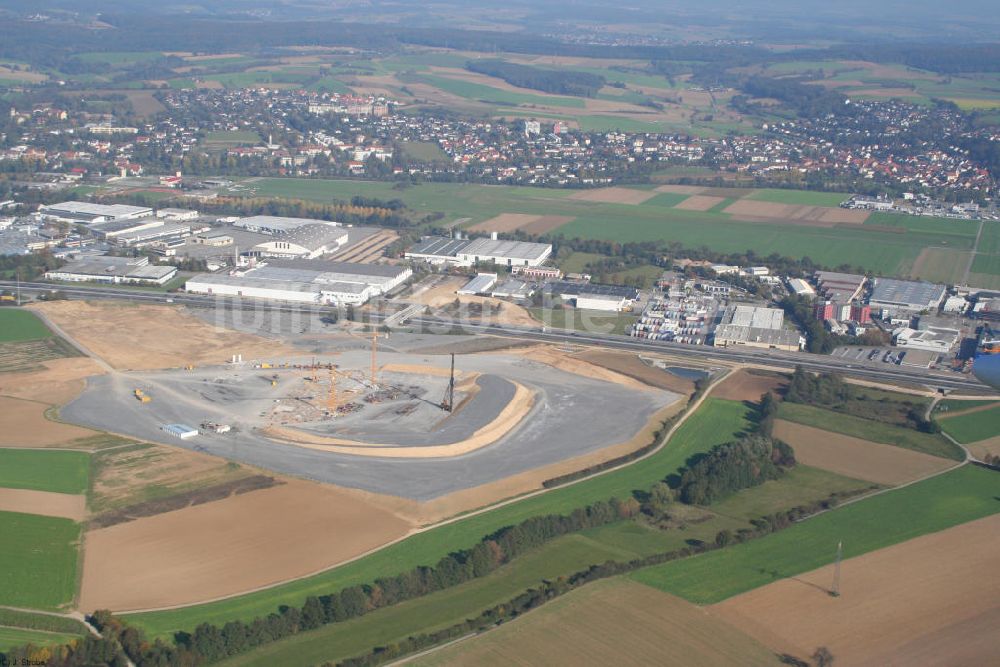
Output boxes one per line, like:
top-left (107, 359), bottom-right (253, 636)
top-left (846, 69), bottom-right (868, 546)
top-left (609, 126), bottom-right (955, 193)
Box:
top-left (712, 513), bottom-right (1000, 667)
top-left (30, 301), bottom-right (296, 371)
top-left (79, 479), bottom-right (414, 611)
top-left (773, 420), bottom-right (954, 486)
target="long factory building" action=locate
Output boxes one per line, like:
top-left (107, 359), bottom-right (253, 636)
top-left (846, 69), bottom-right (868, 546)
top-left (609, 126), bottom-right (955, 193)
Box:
top-left (405, 236), bottom-right (552, 267)
top-left (185, 258), bottom-right (411, 306)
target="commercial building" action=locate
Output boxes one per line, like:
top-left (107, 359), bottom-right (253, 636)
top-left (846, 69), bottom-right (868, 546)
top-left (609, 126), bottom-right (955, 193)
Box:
top-left (491, 279), bottom-right (533, 299)
top-left (185, 259), bottom-right (411, 306)
top-left (713, 304), bottom-right (801, 352)
top-left (814, 270), bottom-right (866, 302)
top-left (456, 238), bottom-right (552, 267)
top-left (576, 292), bottom-right (628, 311)
top-left (787, 278), bottom-right (816, 298)
top-left (511, 265), bottom-right (562, 281)
top-left (893, 326), bottom-right (958, 352)
top-left (870, 278), bottom-right (946, 315)
top-left (457, 273), bottom-right (498, 295)
top-left (45, 256), bottom-right (178, 285)
top-left (546, 281), bottom-right (638, 303)
top-left (232, 216), bottom-right (348, 259)
top-left (156, 208), bottom-right (200, 221)
top-left (39, 201), bottom-right (153, 224)
top-left (405, 236), bottom-right (552, 268)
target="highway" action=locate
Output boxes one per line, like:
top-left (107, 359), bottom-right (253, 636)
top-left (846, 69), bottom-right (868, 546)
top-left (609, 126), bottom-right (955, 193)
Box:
top-left (1, 279), bottom-right (988, 393)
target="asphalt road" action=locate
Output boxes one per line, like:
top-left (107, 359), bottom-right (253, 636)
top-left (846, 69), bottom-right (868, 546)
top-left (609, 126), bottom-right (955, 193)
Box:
top-left (2, 280), bottom-right (988, 393)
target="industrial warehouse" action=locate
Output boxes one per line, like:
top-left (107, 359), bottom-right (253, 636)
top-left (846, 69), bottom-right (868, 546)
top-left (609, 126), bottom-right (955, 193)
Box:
top-left (184, 259), bottom-right (411, 306)
top-left (712, 304), bottom-right (802, 351)
top-left (45, 256), bottom-right (178, 285)
top-left (405, 235), bottom-right (552, 267)
top-left (38, 201), bottom-right (153, 224)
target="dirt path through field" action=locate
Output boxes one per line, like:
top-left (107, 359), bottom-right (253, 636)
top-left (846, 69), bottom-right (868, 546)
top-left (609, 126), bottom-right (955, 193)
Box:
top-left (0, 488), bottom-right (86, 520)
top-left (79, 480), bottom-right (413, 611)
top-left (712, 513), bottom-right (1000, 667)
top-left (773, 420), bottom-right (952, 485)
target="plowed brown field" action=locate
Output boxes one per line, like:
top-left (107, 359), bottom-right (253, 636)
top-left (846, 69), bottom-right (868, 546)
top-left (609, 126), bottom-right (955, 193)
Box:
top-left (79, 480), bottom-right (413, 611)
top-left (712, 513), bottom-right (1000, 667)
top-left (773, 420), bottom-right (953, 485)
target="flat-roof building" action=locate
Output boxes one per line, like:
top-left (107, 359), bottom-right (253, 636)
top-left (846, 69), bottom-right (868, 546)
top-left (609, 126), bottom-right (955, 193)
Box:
top-left (870, 278), bottom-right (946, 315)
top-left (457, 273), bottom-right (498, 295)
top-left (405, 236), bottom-right (552, 267)
top-left (713, 304), bottom-right (800, 352)
top-left (814, 270), bottom-right (866, 302)
top-left (39, 201), bottom-right (153, 224)
top-left (230, 216), bottom-right (348, 259)
top-left (185, 259), bottom-right (411, 306)
top-left (45, 256), bottom-right (178, 285)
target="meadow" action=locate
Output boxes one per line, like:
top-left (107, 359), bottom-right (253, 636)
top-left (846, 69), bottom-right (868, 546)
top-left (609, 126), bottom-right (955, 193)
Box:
top-left (0, 449), bottom-right (90, 495)
top-left (229, 178), bottom-right (1000, 279)
top-left (0, 309), bottom-right (53, 342)
top-left (125, 397), bottom-right (754, 637)
top-left (631, 464), bottom-right (1000, 604)
top-left (0, 511), bottom-right (81, 609)
top-left (0, 627), bottom-right (82, 652)
top-left (777, 402), bottom-right (964, 461)
top-left (938, 405), bottom-right (1000, 444)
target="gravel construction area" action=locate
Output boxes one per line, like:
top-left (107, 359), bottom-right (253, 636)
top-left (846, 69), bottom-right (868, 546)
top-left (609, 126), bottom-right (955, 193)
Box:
top-left (62, 350), bottom-right (678, 501)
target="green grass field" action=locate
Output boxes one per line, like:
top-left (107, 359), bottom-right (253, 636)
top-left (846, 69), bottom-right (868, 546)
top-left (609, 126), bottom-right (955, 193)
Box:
top-left (231, 177), bottom-right (1000, 277)
top-left (709, 466), bottom-right (873, 521)
top-left (203, 130), bottom-right (261, 145)
top-left (0, 627), bottom-right (82, 652)
top-left (216, 527), bottom-right (700, 667)
top-left (746, 188), bottom-right (851, 207)
top-left (631, 464), bottom-right (1000, 603)
top-left (0, 511), bottom-right (81, 609)
top-left (0, 449), bottom-right (90, 495)
top-left (75, 51), bottom-right (164, 65)
top-left (0, 309), bottom-right (53, 342)
top-left (126, 397), bottom-right (753, 638)
top-left (400, 141), bottom-right (450, 163)
top-left (0, 609), bottom-right (89, 636)
top-left (412, 74), bottom-right (585, 108)
top-left (938, 405), bottom-right (1000, 444)
top-left (935, 399), bottom-right (999, 413)
top-left (528, 307), bottom-right (638, 335)
top-left (778, 402), bottom-right (964, 460)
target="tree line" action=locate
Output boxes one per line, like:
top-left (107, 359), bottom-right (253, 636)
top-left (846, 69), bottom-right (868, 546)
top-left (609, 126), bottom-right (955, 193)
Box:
top-left (465, 60), bottom-right (605, 98)
top-left (785, 366), bottom-right (939, 433)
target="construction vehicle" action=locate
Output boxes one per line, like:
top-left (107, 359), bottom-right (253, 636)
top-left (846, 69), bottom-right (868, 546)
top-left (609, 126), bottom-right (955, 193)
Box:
top-left (134, 388), bottom-right (151, 404)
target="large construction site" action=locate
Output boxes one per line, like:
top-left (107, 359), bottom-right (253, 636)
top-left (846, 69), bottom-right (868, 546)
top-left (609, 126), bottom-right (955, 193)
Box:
top-left (61, 330), bottom-right (683, 501)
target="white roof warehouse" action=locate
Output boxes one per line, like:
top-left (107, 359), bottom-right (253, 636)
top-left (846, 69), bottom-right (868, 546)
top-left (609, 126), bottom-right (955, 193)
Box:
top-left (45, 256), bottom-right (178, 285)
top-left (39, 201), bottom-right (153, 224)
top-left (232, 216), bottom-right (349, 259)
top-left (185, 259), bottom-right (411, 306)
top-left (405, 236), bottom-right (552, 267)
